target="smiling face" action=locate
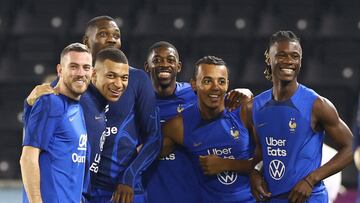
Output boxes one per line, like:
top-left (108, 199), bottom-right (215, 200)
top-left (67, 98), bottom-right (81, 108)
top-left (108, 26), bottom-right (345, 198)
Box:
top-left (57, 51), bottom-right (93, 100)
top-left (267, 40), bottom-right (302, 83)
top-left (84, 20), bottom-right (121, 57)
top-left (92, 59), bottom-right (129, 102)
top-left (145, 46), bottom-right (181, 89)
top-left (191, 64), bottom-right (228, 111)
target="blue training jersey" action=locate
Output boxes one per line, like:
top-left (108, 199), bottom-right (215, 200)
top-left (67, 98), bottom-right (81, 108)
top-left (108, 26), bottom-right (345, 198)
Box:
top-left (143, 82), bottom-right (202, 203)
top-left (79, 84), bottom-right (108, 198)
top-left (92, 67), bottom-right (161, 193)
top-left (182, 104), bottom-right (255, 203)
top-left (22, 94), bottom-right (87, 203)
top-left (252, 84), bottom-right (327, 202)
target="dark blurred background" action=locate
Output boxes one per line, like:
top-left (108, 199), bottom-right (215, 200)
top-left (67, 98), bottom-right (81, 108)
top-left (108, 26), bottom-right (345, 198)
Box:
top-left (0, 0), bottom-right (359, 198)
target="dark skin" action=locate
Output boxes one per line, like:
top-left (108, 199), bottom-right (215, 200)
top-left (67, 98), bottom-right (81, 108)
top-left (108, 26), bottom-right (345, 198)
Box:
top-left (249, 40), bottom-right (353, 203)
top-left (144, 46), bottom-right (181, 97)
top-left (161, 64), bottom-right (253, 176)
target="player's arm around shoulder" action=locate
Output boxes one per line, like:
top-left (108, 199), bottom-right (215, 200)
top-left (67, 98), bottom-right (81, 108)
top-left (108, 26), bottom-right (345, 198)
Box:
top-left (27, 83), bottom-right (57, 106)
top-left (161, 114), bottom-right (184, 157)
top-left (307, 96), bottom-right (353, 186)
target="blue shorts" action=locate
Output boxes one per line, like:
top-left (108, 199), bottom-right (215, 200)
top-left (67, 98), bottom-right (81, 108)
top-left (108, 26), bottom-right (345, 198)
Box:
top-left (86, 188), bottom-right (148, 203)
top-left (266, 188), bottom-right (328, 203)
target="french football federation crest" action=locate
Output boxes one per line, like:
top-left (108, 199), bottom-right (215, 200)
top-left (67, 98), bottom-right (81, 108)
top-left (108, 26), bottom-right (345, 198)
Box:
top-left (289, 118), bottom-right (296, 133)
top-left (177, 104), bottom-right (184, 113)
top-left (230, 127), bottom-right (239, 140)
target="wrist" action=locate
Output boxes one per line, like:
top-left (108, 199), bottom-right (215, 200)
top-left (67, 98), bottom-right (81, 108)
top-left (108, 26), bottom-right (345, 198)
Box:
top-left (305, 173), bottom-right (318, 187)
top-left (249, 168), bottom-right (261, 176)
top-left (304, 177), bottom-right (314, 189)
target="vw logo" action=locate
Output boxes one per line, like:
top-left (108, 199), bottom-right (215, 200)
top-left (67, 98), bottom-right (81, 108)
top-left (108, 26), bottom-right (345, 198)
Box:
top-left (217, 171), bottom-right (237, 185)
top-left (269, 159), bottom-right (285, 180)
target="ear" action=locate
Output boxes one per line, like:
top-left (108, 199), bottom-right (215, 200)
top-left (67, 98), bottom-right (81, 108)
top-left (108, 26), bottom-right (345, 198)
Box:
top-left (56, 64), bottom-right (62, 77)
top-left (177, 61), bottom-right (182, 73)
top-left (144, 61), bottom-right (149, 72)
top-left (83, 35), bottom-right (89, 48)
top-left (190, 78), bottom-right (197, 91)
top-left (91, 69), bottom-right (97, 84)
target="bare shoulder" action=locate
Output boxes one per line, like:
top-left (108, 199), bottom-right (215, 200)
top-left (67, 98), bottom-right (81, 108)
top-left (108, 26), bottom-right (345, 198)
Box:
top-left (313, 96), bottom-right (339, 121)
top-left (312, 95), bottom-right (341, 132)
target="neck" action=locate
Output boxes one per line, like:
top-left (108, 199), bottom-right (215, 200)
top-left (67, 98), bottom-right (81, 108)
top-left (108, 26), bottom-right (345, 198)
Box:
top-left (198, 103), bottom-right (225, 120)
top-left (55, 80), bottom-right (81, 101)
top-left (272, 79), bottom-right (298, 102)
top-left (154, 81), bottom-right (177, 97)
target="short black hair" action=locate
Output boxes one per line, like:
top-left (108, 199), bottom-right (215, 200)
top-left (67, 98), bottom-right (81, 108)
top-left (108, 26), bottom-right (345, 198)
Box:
top-left (85, 15), bottom-right (116, 36)
top-left (60, 43), bottom-right (91, 60)
top-left (264, 30), bottom-right (301, 80)
top-left (95, 47), bottom-right (128, 64)
top-left (147, 41), bottom-right (179, 59)
top-left (193, 56), bottom-right (227, 79)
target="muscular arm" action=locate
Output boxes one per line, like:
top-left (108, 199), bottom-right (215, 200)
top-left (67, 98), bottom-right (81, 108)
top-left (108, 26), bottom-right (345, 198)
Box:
top-left (161, 115), bottom-right (184, 156)
top-left (20, 146), bottom-right (43, 203)
top-left (306, 96), bottom-right (353, 186)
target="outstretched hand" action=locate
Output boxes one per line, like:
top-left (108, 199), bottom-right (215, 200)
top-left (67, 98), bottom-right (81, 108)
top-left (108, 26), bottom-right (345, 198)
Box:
top-left (27, 83), bottom-right (56, 106)
top-left (225, 88), bottom-right (253, 111)
top-left (111, 184), bottom-right (134, 203)
top-left (249, 169), bottom-right (271, 202)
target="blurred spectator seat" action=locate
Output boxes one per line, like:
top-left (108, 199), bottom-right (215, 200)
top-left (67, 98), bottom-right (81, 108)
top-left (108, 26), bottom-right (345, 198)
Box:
top-left (257, 0), bottom-right (319, 39)
top-left (190, 38), bottom-right (248, 88)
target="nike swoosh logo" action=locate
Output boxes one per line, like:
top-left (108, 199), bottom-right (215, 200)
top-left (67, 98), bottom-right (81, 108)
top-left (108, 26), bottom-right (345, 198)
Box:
top-left (95, 116), bottom-right (102, 120)
top-left (69, 117), bottom-right (75, 122)
top-left (257, 122), bottom-right (267, 128)
top-left (193, 142), bottom-right (202, 147)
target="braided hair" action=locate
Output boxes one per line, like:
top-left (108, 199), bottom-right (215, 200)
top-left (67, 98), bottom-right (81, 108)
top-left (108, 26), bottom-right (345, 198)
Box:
top-left (264, 31), bottom-right (300, 81)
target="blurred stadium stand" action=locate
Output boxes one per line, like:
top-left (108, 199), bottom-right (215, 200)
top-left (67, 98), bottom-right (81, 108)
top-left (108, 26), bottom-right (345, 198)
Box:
top-left (0, 0), bottom-right (359, 195)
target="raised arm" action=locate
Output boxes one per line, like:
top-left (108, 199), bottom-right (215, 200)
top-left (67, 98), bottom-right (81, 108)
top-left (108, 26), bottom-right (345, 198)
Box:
top-left (27, 80), bottom-right (58, 106)
top-left (225, 88), bottom-right (254, 111)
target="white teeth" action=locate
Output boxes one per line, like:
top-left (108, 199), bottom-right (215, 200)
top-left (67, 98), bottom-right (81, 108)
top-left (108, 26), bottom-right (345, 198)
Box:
top-left (110, 89), bottom-right (121, 95)
top-left (159, 72), bottom-right (171, 78)
top-left (75, 80), bottom-right (84, 85)
top-left (281, 68), bottom-right (294, 74)
top-left (209, 94), bottom-right (218, 98)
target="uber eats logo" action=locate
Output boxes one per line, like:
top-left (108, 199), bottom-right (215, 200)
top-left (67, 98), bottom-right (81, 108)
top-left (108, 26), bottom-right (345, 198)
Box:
top-left (265, 137), bottom-right (287, 180)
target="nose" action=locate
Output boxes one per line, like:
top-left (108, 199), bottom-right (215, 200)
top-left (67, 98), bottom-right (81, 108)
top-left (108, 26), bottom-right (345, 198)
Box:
top-left (211, 81), bottom-right (220, 90)
top-left (106, 34), bottom-right (117, 44)
top-left (114, 77), bottom-right (123, 88)
top-left (283, 54), bottom-right (295, 64)
top-left (157, 58), bottom-right (170, 67)
top-left (76, 67), bottom-right (86, 76)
